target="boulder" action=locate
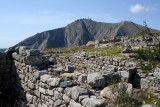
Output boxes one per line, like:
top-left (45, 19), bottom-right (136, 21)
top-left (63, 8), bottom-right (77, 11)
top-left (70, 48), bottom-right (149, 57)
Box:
top-left (69, 100), bottom-right (83, 107)
top-left (65, 65), bottom-right (75, 73)
top-left (29, 104), bottom-right (35, 107)
top-left (26, 93), bottom-right (33, 103)
top-left (120, 71), bottom-right (129, 78)
top-left (49, 56), bottom-right (57, 64)
top-left (39, 87), bottom-right (46, 94)
top-left (70, 86), bottom-right (89, 101)
top-left (88, 55), bottom-right (96, 59)
top-left (46, 89), bottom-right (54, 96)
top-left (41, 55), bottom-right (50, 65)
top-left (119, 71), bottom-right (129, 82)
top-left (26, 49), bottom-right (40, 56)
top-left (87, 72), bottom-right (106, 88)
top-left (54, 99), bottom-right (62, 107)
top-left (19, 46), bottom-right (30, 55)
top-left (63, 94), bottom-right (70, 104)
top-left (140, 78), bottom-right (150, 89)
top-left (78, 95), bottom-right (89, 103)
top-left (61, 73), bottom-right (76, 80)
top-left (153, 72), bottom-right (160, 79)
top-left (28, 80), bottom-right (35, 89)
top-left (120, 68), bottom-right (137, 82)
top-left (60, 81), bottom-right (77, 88)
top-left (78, 74), bottom-right (87, 83)
top-left (100, 82), bottom-right (133, 100)
top-left (41, 103), bottom-right (48, 107)
top-left (47, 77), bottom-right (62, 87)
top-left (81, 98), bottom-right (104, 107)
top-left (40, 74), bottom-right (51, 83)
top-left (86, 41), bottom-right (96, 47)
top-left (100, 86), bottom-right (118, 100)
top-left (142, 104), bottom-right (153, 107)
top-left (53, 66), bottom-right (65, 75)
top-left (34, 90), bottom-right (40, 97)
top-left (119, 82), bottom-right (133, 97)
top-left (25, 56), bottom-right (43, 65)
top-left (33, 70), bottom-right (48, 80)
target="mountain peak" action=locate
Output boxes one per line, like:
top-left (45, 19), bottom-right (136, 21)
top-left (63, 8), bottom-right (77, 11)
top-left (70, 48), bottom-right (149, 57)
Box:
top-left (120, 21), bottom-right (129, 23)
top-left (75, 18), bottom-right (93, 22)
top-left (16, 19), bottom-right (159, 50)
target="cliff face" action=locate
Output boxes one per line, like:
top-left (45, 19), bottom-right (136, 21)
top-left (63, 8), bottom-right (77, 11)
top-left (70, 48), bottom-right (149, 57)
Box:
top-left (16, 19), bottom-right (159, 50)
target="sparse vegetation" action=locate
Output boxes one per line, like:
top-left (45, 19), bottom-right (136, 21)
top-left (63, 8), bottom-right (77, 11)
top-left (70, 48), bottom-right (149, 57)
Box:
top-left (132, 90), bottom-right (160, 106)
top-left (132, 21), bottom-right (160, 73)
top-left (105, 82), bottom-right (160, 106)
top-left (43, 46), bottom-right (124, 58)
top-left (105, 82), bottom-right (137, 107)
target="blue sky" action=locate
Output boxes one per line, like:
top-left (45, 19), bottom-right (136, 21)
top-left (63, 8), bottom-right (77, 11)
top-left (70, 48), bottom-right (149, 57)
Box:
top-left (0, 0), bottom-right (160, 48)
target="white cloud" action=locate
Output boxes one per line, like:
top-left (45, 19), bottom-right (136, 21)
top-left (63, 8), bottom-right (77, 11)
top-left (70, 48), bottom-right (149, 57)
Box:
top-left (130, 4), bottom-right (156, 13)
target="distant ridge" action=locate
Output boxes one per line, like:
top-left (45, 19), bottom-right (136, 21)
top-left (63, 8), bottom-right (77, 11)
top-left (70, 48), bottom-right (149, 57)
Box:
top-left (0, 49), bottom-right (6, 53)
top-left (16, 19), bottom-right (159, 50)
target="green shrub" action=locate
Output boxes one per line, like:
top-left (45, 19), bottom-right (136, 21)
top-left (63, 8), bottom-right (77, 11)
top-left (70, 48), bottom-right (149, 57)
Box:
top-left (132, 21), bottom-right (160, 73)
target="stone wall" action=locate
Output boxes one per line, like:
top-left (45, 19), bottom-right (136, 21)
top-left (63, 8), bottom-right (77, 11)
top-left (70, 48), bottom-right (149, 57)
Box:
top-left (0, 46), bottom-right (159, 107)
top-left (10, 46), bottom-right (52, 106)
top-left (120, 36), bottom-right (160, 49)
top-left (8, 47), bottom-right (108, 107)
top-left (56, 53), bottom-right (160, 94)
top-left (96, 35), bottom-right (160, 49)
top-left (0, 52), bottom-right (11, 91)
top-left (0, 52), bottom-right (13, 106)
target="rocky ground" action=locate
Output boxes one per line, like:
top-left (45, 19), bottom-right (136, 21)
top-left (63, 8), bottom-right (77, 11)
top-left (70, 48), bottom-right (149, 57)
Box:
top-left (2, 46), bottom-right (159, 107)
top-left (1, 33), bottom-right (160, 107)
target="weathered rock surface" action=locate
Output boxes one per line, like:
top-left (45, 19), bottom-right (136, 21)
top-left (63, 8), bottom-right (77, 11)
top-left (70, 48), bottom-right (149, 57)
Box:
top-left (25, 49), bottom-right (40, 56)
top-left (100, 82), bottom-right (133, 100)
top-left (141, 78), bottom-right (150, 89)
top-left (69, 100), bottom-right (83, 107)
top-left (25, 56), bottom-right (43, 65)
top-left (47, 78), bottom-right (62, 87)
top-left (81, 98), bottom-right (104, 107)
top-left (65, 65), bottom-right (75, 73)
top-left (60, 81), bottom-right (77, 88)
top-left (70, 86), bottom-right (90, 101)
top-left (87, 72), bottom-right (106, 88)
top-left (40, 74), bottom-right (51, 83)
top-left (142, 104), bottom-right (153, 107)
top-left (153, 72), bottom-right (160, 79)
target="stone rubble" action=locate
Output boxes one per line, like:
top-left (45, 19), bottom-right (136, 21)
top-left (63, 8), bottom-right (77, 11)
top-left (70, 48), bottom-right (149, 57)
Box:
top-left (0, 46), bottom-right (160, 107)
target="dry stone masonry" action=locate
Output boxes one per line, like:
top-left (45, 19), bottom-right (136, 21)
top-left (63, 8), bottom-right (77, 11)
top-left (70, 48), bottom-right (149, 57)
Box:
top-left (0, 46), bottom-right (160, 107)
top-left (0, 52), bottom-right (11, 91)
top-left (0, 52), bottom-right (13, 106)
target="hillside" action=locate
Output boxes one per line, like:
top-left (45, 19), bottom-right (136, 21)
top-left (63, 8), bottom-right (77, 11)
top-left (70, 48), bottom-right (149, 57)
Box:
top-left (16, 19), bottom-right (159, 50)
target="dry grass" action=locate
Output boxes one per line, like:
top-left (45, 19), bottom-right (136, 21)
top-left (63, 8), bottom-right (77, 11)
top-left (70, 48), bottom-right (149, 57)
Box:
top-left (43, 46), bottom-right (124, 58)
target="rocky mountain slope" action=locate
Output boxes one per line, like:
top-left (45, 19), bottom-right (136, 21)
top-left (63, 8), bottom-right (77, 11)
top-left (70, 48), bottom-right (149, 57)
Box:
top-left (16, 19), bottom-right (159, 50)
